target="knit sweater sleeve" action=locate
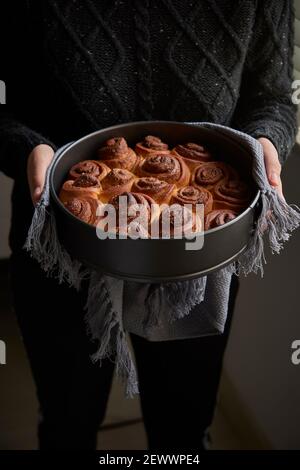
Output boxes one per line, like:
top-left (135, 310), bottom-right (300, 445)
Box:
top-left (231, 0), bottom-right (297, 165)
top-left (0, 2), bottom-right (56, 180)
top-left (0, 112), bottom-right (56, 180)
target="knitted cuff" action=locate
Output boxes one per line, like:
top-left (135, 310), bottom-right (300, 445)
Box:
top-left (0, 123), bottom-right (57, 180)
top-left (239, 121), bottom-right (295, 166)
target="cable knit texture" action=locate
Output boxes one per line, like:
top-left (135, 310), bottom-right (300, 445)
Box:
top-left (0, 0), bottom-right (297, 251)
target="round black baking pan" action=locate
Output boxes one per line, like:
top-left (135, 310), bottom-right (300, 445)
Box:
top-left (50, 121), bottom-right (260, 282)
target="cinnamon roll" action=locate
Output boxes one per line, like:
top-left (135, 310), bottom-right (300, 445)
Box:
top-left (138, 153), bottom-right (190, 187)
top-left (205, 209), bottom-right (237, 231)
top-left (171, 185), bottom-right (213, 215)
top-left (99, 191), bottom-right (159, 237)
top-left (59, 133), bottom-right (253, 237)
top-left (212, 178), bottom-right (251, 212)
top-left (159, 204), bottom-right (202, 238)
top-left (100, 168), bottom-right (135, 202)
top-left (172, 142), bottom-right (213, 170)
top-left (59, 174), bottom-right (102, 204)
top-left (135, 135), bottom-right (170, 158)
top-left (97, 137), bottom-right (140, 171)
top-left (191, 161), bottom-right (236, 190)
top-left (131, 177), bottom-right (175, 204)
top-left (69, 160), bottom-right (110, 181)
top-left (63, 196), bottom-right (101, 226)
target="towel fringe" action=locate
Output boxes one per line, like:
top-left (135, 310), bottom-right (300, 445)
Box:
top-left (233, 189), bottom-right (300, 277)
top-left (86, 272), bottom-right (138, 397)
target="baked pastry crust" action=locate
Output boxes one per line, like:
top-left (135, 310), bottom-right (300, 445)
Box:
top-left (100, 168), bottom-right (136, 202)
top-left (205, 209), bottom-right (237, 231)
top-left (172, 142), bottom-right (213, 170)
top-left (190, 161), bottom-right (237, 190)
top-left (212, 179), bottom-right (251, 211)
top-left (59, 174), bottom-right (102, 204)
top-left (138, 153), bottom-right (190, 187)
top-left (132, 177), bottom-right (175, 204)
top-left (69, 160), bottom-right (110, 181)
top-left (171, 185), bottom-right (213, 216)
top-left (135, 135), bottom-right (170, 158)
top-left (97, 137), bottom-right (140, 171)
top-left (63, 196), bottom-right (102, 226)
top-left (59, 134), bottom-right (252, 235)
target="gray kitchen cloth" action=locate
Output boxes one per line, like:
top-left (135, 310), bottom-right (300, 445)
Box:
top-left (24, 122), bottom-right (300, 396)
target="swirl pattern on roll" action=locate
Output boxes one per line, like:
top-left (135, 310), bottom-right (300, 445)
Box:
top-left (69, 160), bottom-right (110, 181)
top-left (63, 196), bottom-right (101, 225)
top-left (172, 142), bottom-right (213, 169)
top-left (212, 178), bottom-right (251, 211)
top-left (59, 134), bottom-right (253, 232)
top-left (132, 176), bottom-right (175, 204)
top-left (171, 185), bottom-right (213, 215)
top-left (135, 135), bottom-right (170, 157)
top-left (97, 137), bottom-right (140, 171)
top-left (100, 168), bottom-right (135, 202)
top-left (102, 191), bottom-right (159, 236)
top-left (205, 209), bottom-right (237, 231)
top-left (59, 174), bottom-right (102, 204)
top-left (191, 161), bottom-right (237, 190)
top-left (138, 153), bottom-right (190, 186)
top-left (159, 204), bottom-right (201, 238)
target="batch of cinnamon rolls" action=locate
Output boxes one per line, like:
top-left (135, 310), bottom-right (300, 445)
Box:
top-left (59, 135), bottom-right (253, 238)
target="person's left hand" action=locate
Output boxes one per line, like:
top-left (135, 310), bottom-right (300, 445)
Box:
top-left (258, 137), bottom-right (284, 200)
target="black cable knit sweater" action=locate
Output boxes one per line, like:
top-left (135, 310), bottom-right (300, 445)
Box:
top-left (0, 0), bottom-right (297, 251)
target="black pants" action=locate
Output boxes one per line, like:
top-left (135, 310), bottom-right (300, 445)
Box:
top-left (9, 251), bottom-right (239, 450)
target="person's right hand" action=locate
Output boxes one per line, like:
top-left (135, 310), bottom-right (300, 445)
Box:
top-left (27, 144), bottom-right (55, 205)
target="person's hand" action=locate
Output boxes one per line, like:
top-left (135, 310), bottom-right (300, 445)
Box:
top-left (27, 144), bottom-right (55, 205)
top-left (258, 137), bottom-right (284, 199)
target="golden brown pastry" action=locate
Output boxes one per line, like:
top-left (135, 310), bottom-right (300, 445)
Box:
top-left (59, 134), bottom-right (252, 233)
top-left (138, 153), bottom-right (190, 187)
top-left (212, 179), bottom-right (251, 212)
top-left (131, 177), bottom-right (175, 204)
top-left (99, 191), bottom-right (160, 237)
top-left (63, 196), bottom-right (101, 226)
top-left (135, 135), bottom-right (170, 158)
top-left (172, 142), bottom-right (213, 170)
top-left (159, 204), bottom-right (202, 238)
top-left (100, 168), bottom-right (135, 202)
top-left (59, 174), bottom-right (102, 204)
top-left (171, 185), bottom-right (213, 215)
top-left (97, 137), bottom-right (140, 171)
top-left (191, 161), bottom-right (236, 191)
top-left (69, 160), bottom-right (110, 181)
top-left (204, 209), bottom-right (237, 231)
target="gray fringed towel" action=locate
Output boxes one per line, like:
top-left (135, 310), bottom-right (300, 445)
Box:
top-left (25, 123), bottom-right (300, 396)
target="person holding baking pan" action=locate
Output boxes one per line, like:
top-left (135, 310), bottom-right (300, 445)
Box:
top-left (0, 1), bottom-right (296, 450)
